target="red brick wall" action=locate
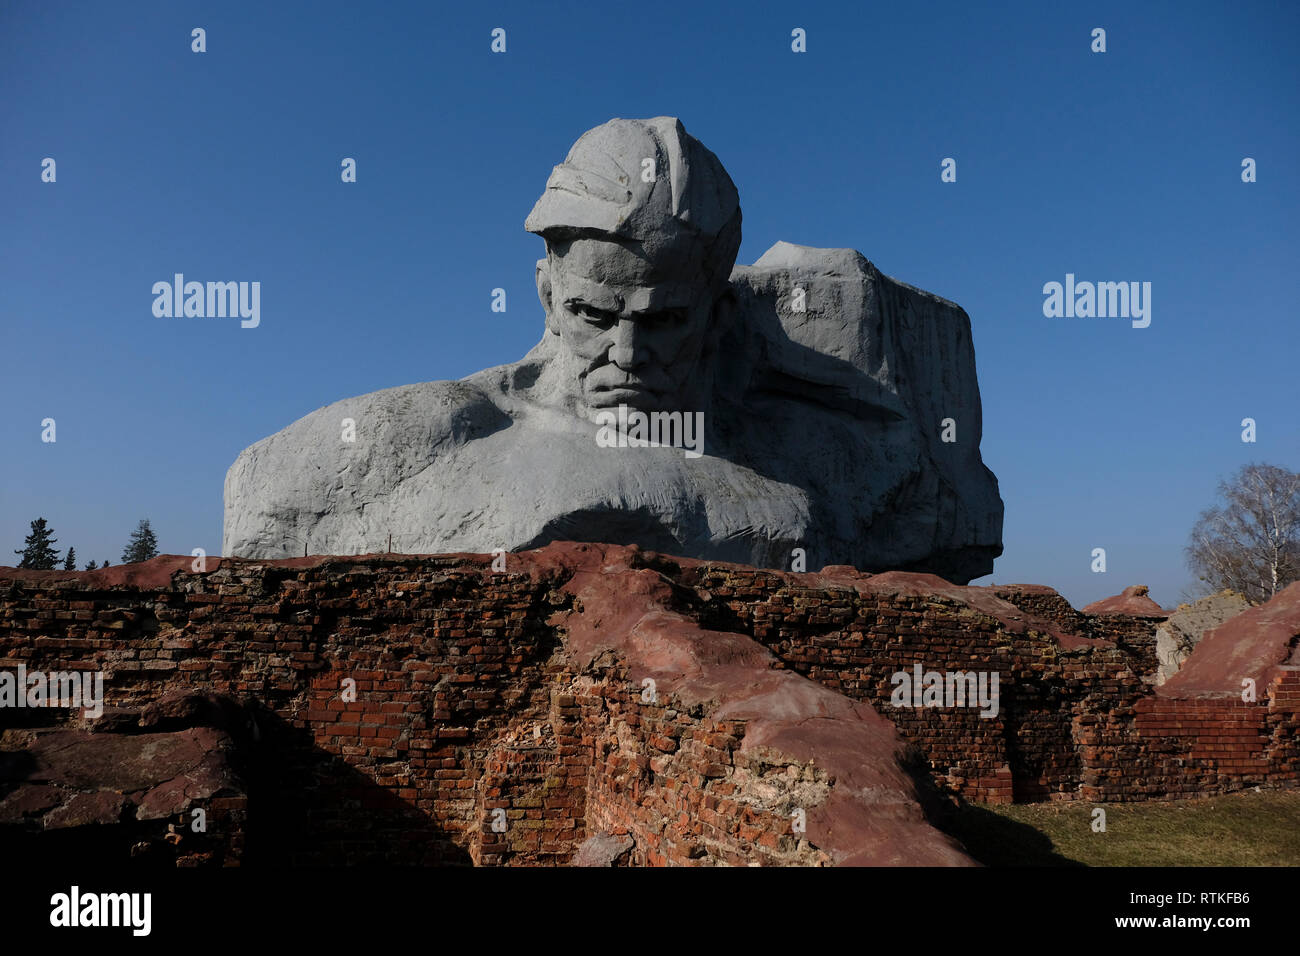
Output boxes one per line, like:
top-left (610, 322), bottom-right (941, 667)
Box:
top-left (1075, 668), bottom-right (1300, 800)
top-left (688, 568), bottom-right (1296, 803)
top-left (1, 558), bottom-right (847, 864)
top-left (2, 555), bottom-right (1296, 870)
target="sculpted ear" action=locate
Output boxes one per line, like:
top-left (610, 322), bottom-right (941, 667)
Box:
top-left (536, 259), bottom-right (558, 335)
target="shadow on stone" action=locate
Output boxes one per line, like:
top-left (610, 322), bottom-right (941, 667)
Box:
top-left (243, 709), bottom-right (472, 866)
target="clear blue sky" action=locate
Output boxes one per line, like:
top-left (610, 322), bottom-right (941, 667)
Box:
top-left (2, 0), bottom-right (1297, 609)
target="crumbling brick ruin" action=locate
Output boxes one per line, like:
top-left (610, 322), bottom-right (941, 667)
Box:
top-left (2, 544), bottom-right (1297, 866)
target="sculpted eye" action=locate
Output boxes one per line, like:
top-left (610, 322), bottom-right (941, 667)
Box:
top-left (564, 299), bottom-right (616, 326)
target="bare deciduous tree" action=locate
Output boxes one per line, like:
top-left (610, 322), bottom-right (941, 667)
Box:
top-left (1185, 463), bottom-right (1300, 604)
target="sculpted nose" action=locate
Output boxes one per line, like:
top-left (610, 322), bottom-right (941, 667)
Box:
top-left (609, 345), bottom-right (638, 369)
top-left (608, 320), bottom-right (645, 370)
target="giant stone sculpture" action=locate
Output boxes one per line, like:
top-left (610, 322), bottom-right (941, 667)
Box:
top-left (223, 117), bottom-right (1003, 582)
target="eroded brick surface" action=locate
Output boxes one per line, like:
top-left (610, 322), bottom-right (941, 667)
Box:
top-left (1, 549), bottom-right (1295, 865)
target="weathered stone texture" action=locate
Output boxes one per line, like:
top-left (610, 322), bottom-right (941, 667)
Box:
top-left (224, 117), bottom-right (1003, 583)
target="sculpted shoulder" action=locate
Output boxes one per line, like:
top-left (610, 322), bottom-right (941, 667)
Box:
top-left (229, 379), bottom-right (508, 475)
top-left (223, 379), bottom-right (510, 550)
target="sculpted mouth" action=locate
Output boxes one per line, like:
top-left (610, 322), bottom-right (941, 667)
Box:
top-left (588, 382), bottom-right (662, 408)
top-left (594, 382), bottom-right (653, 393)
top-left (590, 378), bottom-right (659, 396)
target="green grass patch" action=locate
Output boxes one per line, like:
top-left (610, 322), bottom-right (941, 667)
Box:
top-left (943, 790), bottom-right (1300, 866)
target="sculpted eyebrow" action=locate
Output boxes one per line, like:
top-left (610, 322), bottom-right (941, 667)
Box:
top-left (565, 294), bottom-right (623, 314)
top-left (628, 303), bottom-right (689, 317)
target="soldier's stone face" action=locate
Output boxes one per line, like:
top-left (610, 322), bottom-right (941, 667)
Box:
top-left (543, 237), bottom-right (716, 414)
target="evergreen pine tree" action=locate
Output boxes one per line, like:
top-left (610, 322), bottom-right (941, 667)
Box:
top-left (85, 559), bottom-right (98, 571)
top-left (121, 519), bottom-right (159, 564)
top-left (63, 547), bottom-right (77, 571)
top-left (14, 518), bottom-right (60, 570)
top-left (101, 559), bottom-right (110, 568)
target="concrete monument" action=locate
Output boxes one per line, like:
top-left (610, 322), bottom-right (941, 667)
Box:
top-left (224, 117), bottom-right (1003, 582)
